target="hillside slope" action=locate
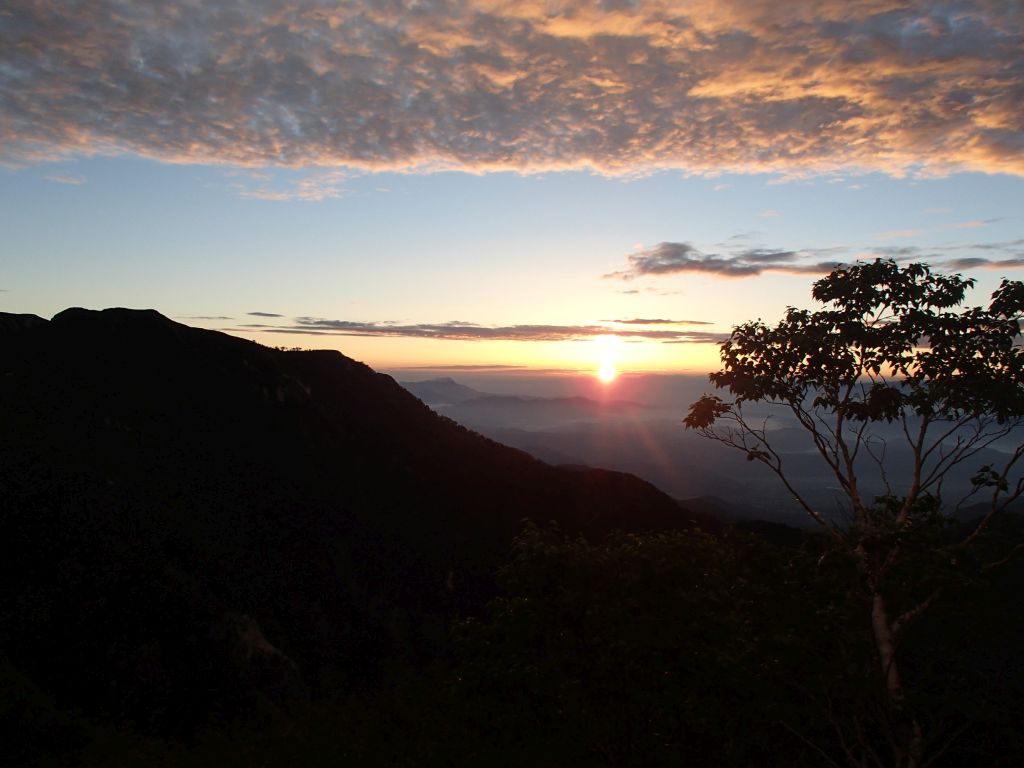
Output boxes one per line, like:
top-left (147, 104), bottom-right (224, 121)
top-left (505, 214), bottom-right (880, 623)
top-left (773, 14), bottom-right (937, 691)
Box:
top-left (0, 308), bottom-right (684, 736)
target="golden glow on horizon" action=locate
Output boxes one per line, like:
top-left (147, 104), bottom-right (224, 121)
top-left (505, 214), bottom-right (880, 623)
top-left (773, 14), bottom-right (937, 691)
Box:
top-left (593, 335), bottom-right (622, 382)
top-left (233, 327), bottom-right (723, 373)
top-left (594, 334), bottom-right (623, 382)
top-left (596, 360), bottom-right (618, 383)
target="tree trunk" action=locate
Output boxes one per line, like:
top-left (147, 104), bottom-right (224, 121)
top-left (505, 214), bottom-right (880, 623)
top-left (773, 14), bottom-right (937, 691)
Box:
top-left (871, 591), bottom-right (924, 767)
top-left (871, 592), bottom-right (902, 701)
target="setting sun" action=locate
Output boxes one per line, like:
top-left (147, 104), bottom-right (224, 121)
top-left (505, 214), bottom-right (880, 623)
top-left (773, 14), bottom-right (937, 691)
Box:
top-left (596, 361), bottom-right (618, 383)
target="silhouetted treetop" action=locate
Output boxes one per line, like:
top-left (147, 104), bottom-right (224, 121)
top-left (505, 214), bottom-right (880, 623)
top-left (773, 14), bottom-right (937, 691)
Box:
top-left (684, 258), bottom-right (1024, 767)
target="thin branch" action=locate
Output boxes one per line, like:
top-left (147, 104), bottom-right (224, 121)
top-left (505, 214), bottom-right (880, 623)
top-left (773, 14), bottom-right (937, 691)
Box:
top-left (919, 415), bottom-right (981, 466)
top-left (698, 419), bottom-right (838, 534)
top-left (952, 480), bottom-right (986, 516)
top-left (853, 710), bottom-right (889, 768)
top-left (919, 420), bottom-right (1013, 493)
top-left (823, 691), bottom-right (864, 768)
top-left (792, 400), bottom-right (845, 482)
top-left (983, 542), bottom-right (1024, 571)
top-left (961, 443), bottom-right (1024, 550)
top-left (834, 394), bottom-right (868, 517)
top-left (777, 721), bottom-right (846, 768)
top-left (848, 417), bottom-right (872, 468)
top-left (863, 436), bottom-right (893, 496)
top-left (920, 720), bottom-right (974, 768)
top-left (897, 415), bottom-right (930, 523)
top-left (891, 589), bottom-right (942, 644)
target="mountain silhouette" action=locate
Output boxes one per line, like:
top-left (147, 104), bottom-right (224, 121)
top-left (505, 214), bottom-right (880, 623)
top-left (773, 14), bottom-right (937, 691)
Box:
top-left (399, 376), bottom-right (489, 405)
top-left (0, 308), bottom-right (685, 737)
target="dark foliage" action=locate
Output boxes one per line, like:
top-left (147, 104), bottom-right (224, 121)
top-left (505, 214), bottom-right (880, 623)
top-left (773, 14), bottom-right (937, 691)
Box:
top-left (2, 307), bottom-right (1021, 766)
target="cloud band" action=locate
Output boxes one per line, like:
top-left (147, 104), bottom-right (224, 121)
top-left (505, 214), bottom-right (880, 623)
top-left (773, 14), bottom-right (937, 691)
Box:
top-left (234, 316), bottom-right (725, 344)
top-left (3, 1), bottom-right (1022, 176)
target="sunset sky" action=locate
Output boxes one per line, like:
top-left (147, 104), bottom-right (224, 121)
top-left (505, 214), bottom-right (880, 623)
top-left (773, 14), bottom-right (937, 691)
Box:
top-left (2, 1), bottom-right (1022, 376)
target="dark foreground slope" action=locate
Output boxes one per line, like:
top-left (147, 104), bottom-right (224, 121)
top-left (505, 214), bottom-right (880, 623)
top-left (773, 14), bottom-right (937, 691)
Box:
top-left (0, 308), bottom-right (683, 741)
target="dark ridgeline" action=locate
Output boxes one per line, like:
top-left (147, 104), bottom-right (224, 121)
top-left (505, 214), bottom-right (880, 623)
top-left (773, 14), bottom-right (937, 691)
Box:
top-left (0, 308), bottom-right (684, 741)
top-left (0, 311), bottom-right (48, 333)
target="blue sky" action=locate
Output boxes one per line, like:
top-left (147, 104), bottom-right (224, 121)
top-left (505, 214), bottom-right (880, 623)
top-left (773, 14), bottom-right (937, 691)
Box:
top-left (2, 1), bottom-right (1022, 374)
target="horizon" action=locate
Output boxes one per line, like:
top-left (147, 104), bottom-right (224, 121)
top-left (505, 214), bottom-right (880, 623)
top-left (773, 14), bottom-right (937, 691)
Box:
top-left (2, 2), bottom-right (1023, 379)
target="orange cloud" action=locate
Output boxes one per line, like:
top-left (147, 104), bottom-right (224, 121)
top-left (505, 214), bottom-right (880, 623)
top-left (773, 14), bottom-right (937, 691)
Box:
top-left (2, 1), bottom-right (1021, 176)
top-left (234, 316), bottom-right (726, 343)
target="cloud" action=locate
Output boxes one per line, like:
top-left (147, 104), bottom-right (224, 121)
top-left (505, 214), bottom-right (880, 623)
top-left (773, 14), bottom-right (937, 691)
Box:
top-left (864, 239), bottom-right (1024, 267)
top-left (963, 238), bottom-right (1024, 252)
top-left (231, 169), bottom-right (349, 201)
top-left (247, 311), bottom-right (284, 318)
top-left (44, 173), bottom-right (85, 185)
top-left (2, 1), bottom-right (1022, 176)
top-left (392, 364), bottom-right (528, 371)
top-left (940, 256), bottom-right (1024, 270)
top-left (234, 316), bottom-right (726, 344)
top-left (953, 218), bottom-right (1001, 229)
top-left (866, 245), bottom-right (932, 259)
top-left (601, 317), bottom-right (714, 326)
top-left (607, 242), bottom-right (847, 279)
top-left (179, 314), bottom-right (233, 320)
top-left (608, 236), bottom-right (1024, 281)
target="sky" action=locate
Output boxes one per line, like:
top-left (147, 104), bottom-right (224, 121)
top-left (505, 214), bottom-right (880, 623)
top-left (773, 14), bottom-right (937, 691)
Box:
top-left (2, 0), bottom-right (1023, 377)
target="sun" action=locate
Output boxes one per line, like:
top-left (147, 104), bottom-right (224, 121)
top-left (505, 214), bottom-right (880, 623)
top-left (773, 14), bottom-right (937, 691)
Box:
top-left (596, 360), bottom-right (618, 383)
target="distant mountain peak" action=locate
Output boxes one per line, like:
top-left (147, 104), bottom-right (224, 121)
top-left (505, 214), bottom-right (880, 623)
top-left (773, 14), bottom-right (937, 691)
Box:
top-left (400, 377), bottom-right (491, 405)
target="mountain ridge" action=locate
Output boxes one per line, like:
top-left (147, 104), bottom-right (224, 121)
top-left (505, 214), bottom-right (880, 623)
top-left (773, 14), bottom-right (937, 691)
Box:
top-left (0, 307), bottom-right (690, 737)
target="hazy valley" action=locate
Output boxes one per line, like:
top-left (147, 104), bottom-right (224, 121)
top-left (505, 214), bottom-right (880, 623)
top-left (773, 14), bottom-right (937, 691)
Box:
top-left (401, 375), bottom-right (1021, 527)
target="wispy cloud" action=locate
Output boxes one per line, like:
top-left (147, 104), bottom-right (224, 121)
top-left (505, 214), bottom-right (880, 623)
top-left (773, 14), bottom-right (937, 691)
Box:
top-left (953, 218), bottom-right (1001, 229)
top-left (43, 173), bottom-right (85, 185)
top-left (606, 242), bottom-right (847, 280)
top-left (392, 364), bottom-right (529, 371)
top-left (608, 236), bottom-right (1024, 282)
top-left (179, 315), bottom-right (233, 320)
top-left (235, 317), bottom-right (726, 344)
top-left (864, 239), bottom-right (1024, 268)
top-left (3, 1), bottom-right (1022, 176)
top-left (248, 311), bottom-right (284, 318)
top-left (231, 170), bottom-right (349, 202)
top-left (940, 256), bottom-right (1024, 270)
top-left (601, 317), bottom-right (714, 326)
top-left (961, 239), bottom-right (1024, 253)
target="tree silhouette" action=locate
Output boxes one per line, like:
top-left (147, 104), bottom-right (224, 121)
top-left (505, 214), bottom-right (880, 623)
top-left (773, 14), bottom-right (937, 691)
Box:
top-left (685, 259), bottom-right (1024, 767)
